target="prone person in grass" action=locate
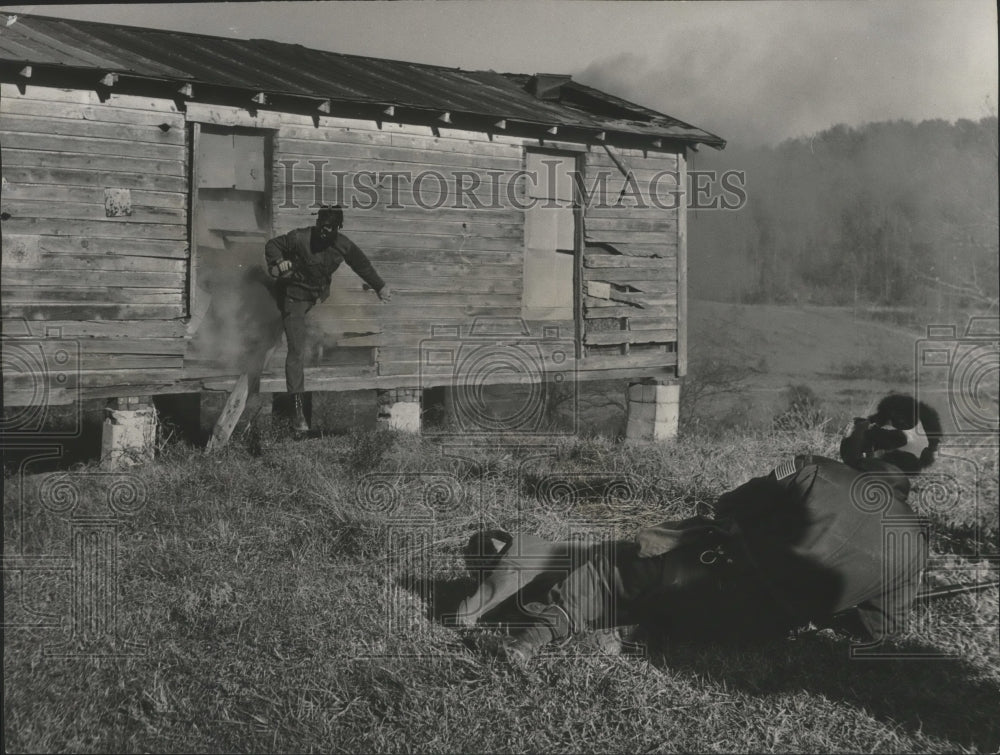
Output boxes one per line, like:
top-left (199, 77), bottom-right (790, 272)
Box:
top-left (457, 394), bottom-right (943, 665)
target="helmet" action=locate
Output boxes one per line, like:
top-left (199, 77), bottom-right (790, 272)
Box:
top-left (847, 394), bottom-right (943, 472)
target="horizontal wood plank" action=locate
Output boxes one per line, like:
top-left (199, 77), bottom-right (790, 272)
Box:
top-left (75, 353), bottom-right (185, 370)
top-left (277, 139), bottom-right (522, 171)
top-left (22, 235), bottom-right (189, 259)
top-left (1, 113), bottom-right (186, 146)
top-left (1, 270), bottom-right (186, 288)
top-left (2, 217), bottom-right (187, 240)
top-left (584, 305), bottom-right (677, 319)
top-left (3, 149), bottom-right (187, 177)
top-left (375, 260), bottom-right (521, 280)
top-left (584, 206), bottom-right (680, 221)
top-left (359, 248), bottom-right (522, 265)
top-left (0, 183), bottom-right (187, 209)
top-left (0, 318), bottom-right (188, 339)
top-left (389, 132), bottom-right (521, 159)
top-left (584, 217), bottom-right (676, 233)
top-left (583, 241), bottom-right (675, 258)
top-left (390, 278), bottom-right (521, 295)
top-left (276, 124), bottom-right (519, 159)
top-left (272, 204), bottom-right (522, 225)
top-left (583, 229), bottom-right (673, 245)
top-left (583, 268), bottom-right (677, 285)
top-left (580, 351), bottom-right (677, 370)
top-left (583, 254), bottom-right (676, 269)
top-left (1, 199), bottom-right (186, 224)
top-left (584, 294), bottom-right (677, 310)
top-left (1, 252), bottom-right (185, 274)
top-left (273, 213), bottom-right (521, 239)
top-left (583, 328), bottom-right (677, 346)
top-left (335, 231), bottom-right (519, 253)
top-left (318, 303), bottom-right (523, 319)
top-left (626, 315), bottom-right (680, 329)
top-left (0, 99), bottom-right (187, 130)
top-left (1, 131), bottom-right (186, 161)
top-left (1, 166), bottom-right (189, 193)
top-left (2, 304), bottom-right (185, 319)
top-left (2, 287), bottom-right (183, 305)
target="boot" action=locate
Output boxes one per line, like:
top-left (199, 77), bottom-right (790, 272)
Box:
top-left (292, 393), bottom-right (309, 433)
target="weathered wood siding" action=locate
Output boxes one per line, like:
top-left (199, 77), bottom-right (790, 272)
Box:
top-left (1, 83), bottom-right (189, 404)
top-left (580, 147), bottom-right (681, 372)
top-left (268, 116), bottom-right (562, 388)
top-left (1, 89), bottom-right (683, 404)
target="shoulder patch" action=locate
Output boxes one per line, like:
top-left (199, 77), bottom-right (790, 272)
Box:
top-left (773, 457), bottom-right (798, 480)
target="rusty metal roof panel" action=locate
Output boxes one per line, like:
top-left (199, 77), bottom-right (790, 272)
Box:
top-left (0, 12), bottom-right (724, 147)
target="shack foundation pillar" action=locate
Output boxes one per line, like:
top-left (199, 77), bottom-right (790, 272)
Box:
top-left (377, 388), bottom-right (422, 433)
top-left (101, 396), bottom-right (157, 468)
top-left (625, 381), bottom-right (680, 443)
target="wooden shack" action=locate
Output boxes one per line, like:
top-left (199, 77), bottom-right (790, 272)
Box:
top-left (0, 13), bottom-right (725, 444)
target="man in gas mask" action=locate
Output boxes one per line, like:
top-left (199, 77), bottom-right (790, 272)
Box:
top-left (462, 394), bottom-right (943, 665)
top-left (265, 205), bottom-right (391, 432)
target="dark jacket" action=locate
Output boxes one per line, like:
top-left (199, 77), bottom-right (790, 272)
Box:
top-left (636, 455), bottom-right (927, 641)
top-left (264, 228), bottom-right (385, 303)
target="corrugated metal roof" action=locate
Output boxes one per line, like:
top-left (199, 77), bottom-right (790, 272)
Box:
top-left (0, 12), bottom-right (725, 148)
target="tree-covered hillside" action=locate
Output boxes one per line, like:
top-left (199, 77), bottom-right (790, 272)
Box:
top-left (689, 117), bottom-right (999, 316)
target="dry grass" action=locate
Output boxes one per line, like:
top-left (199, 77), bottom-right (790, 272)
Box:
top-left (4, 415), bottom-right (998, 753)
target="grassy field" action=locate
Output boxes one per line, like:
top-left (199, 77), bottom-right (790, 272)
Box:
top-left (684, 300), bottom-right (965, 430)
top-left (4, 302), bottom-right (998, 752)
top-left (4, 420), bottom-right (998, 753)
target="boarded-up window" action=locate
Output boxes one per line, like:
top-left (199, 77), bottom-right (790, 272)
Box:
top-left (522, 150), bottom-right (576, 320)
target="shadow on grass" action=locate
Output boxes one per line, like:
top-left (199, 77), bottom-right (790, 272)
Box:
top-left (402, 575), bottom-right (477, 624)
top-left (400, 571), bottom-right (999, 749)
top-left (648, 634), bottom-right (1000, 751)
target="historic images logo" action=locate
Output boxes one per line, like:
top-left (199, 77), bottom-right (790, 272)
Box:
top-left (419, 318), bottom-right (577, 438)
top-left (3, 468), bottom-right (149, 658)
top-left (352, 457), bottom-right (641, 659)
top-left (0, 318), bottom-right (81, 437)
top-left (276, 160), bottom-right (747, 213)
top-left (915, 316), bottom-right (999, 443)
top-left (847, 454), bottom-right (994, 659)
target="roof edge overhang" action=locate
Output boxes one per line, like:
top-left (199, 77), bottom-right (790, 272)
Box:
top-left (0, 57), bottom-right (726, 150)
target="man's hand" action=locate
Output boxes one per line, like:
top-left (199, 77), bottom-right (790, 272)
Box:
top-left (270, 260), bottom-right (293, 278)
top-left (377, 284), bottom-right (392, 303)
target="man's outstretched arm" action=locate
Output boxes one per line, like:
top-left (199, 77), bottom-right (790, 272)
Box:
top-left (340, 237), bottom-right (387, 296)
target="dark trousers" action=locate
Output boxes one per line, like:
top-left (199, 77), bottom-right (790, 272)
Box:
top-left (516, 532), bottom-right (792, 645)
top-left (281, 297), bottom-right (314, 394)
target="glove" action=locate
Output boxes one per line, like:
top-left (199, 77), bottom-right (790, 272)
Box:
top-left (270, 260), bottom-right (293, 278)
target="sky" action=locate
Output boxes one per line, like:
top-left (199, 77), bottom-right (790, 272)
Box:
top-left (1, 1), bottom-right (997, 147)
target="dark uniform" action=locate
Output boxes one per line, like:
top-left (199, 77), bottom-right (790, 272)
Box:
top-left (506, 454), bottom-right (927, 657)
top-left (264, 226), bottom-right (385, 395)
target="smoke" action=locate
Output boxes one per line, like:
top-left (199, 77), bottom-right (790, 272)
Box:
top-left (574, 2), bottom-right (997, 149)
top-left (188, 244), bottom-right (284, 376)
